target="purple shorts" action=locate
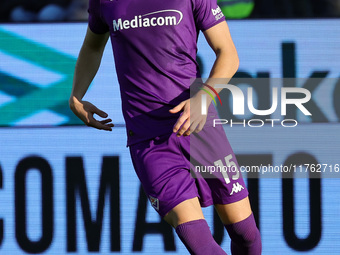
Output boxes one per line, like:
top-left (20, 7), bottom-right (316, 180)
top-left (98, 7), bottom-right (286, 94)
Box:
top-left (129, 125), bottom-right (248, 217)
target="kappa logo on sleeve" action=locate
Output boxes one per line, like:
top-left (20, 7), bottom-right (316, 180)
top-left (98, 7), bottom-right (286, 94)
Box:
top-left (149, 195), bottom-right (159, 211)
top-left (211, 6), bottom-right (224, 21)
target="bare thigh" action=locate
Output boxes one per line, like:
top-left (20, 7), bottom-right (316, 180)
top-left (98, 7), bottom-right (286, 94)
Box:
top-left (163, 197), bottom-right (205, 228)
top-left (163, 196), bottom-right (253, 228)
top-left (214, 196), bottom-right (253, 225)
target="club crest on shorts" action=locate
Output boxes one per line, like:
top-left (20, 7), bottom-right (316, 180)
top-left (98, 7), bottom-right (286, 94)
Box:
top-left (149, 195), bottom-right (159, 211)
top-left (230, 182), bottom-right (244, 195)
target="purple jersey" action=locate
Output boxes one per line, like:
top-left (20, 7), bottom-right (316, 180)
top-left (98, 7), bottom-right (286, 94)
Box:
top-left (88, 0), bottom-right (225, 145)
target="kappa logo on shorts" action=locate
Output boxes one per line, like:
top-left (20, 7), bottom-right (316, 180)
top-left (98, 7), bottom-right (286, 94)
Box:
top-left (230, 182), bottom-right (244, 195)
top-left (149, 196), bottom-right (159, 211)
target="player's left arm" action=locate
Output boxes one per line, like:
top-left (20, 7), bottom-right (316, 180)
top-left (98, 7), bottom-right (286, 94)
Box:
top-left (170, 21), bottom-right (239, 136)
top-left (202, 20), bottom-right (239, 85)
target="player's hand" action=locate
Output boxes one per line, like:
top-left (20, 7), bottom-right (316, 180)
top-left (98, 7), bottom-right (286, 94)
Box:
top-left (69, 96), bottom-right (114, 131)
top-left (169, 94), bottom-right (208, 137)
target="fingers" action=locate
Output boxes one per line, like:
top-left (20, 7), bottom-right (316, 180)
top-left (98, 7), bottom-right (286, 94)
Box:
top-left (173, 111), bottom-right (189, 134)
top-left (172, 101), bottom-right (203, 136)
top-left (175, 119), bottom-right (191, 137)
top-left (93, 107), bottom-right (115, 131)
top-left (175, 116), bottom-right (207, 137)
top-left (93, 106), bottom-right (109, 118)
top-left (100, 118), bottom-right (114, 125)
top-left (174, 115), bottom-right (202, 137)
top-left (98, 118), bottom-right (114, 131)
top-left (83, 103), bottom-right (113, 131)
top-left (184, 121), bottom-right (200, 136)
top-left (70, 99), bottom-right (114, 131)
top-left (88, 116), bottom-right (114, 131)
top-left (171, 99), bottom-right (206, 136)
top-left (83, 110), bottom-right (113, 131)
top-left (195, 121), bottom-right (205, 133)
top-left (172, 100), bottom-right (190, 134)
top-left (169, 101), bottom-right (186, 114)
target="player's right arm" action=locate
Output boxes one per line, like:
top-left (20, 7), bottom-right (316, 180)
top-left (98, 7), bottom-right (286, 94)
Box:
top-left (69, 27), bottom-right (113, 131)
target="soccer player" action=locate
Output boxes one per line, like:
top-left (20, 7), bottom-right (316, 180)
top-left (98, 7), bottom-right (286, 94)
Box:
top-left (69, 0), bottom-right (262, 254)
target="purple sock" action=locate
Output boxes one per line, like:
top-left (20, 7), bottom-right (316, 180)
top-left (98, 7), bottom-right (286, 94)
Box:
top-left (176, 219), bottom-right (228, 255)
top-left (225, 213), bottom-right (262, 255)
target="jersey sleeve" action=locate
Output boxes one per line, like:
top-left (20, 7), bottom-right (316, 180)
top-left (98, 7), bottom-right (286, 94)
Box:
top-left (192, 0), bottom-right (225, 32)
top-left (88, 0), bottom-right (109, 34)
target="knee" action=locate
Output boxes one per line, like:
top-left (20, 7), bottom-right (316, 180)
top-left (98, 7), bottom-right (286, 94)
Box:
top-left (225, 213), bottom-right (261, 247)
top-left (230, 222), bottom-right (260, 247)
